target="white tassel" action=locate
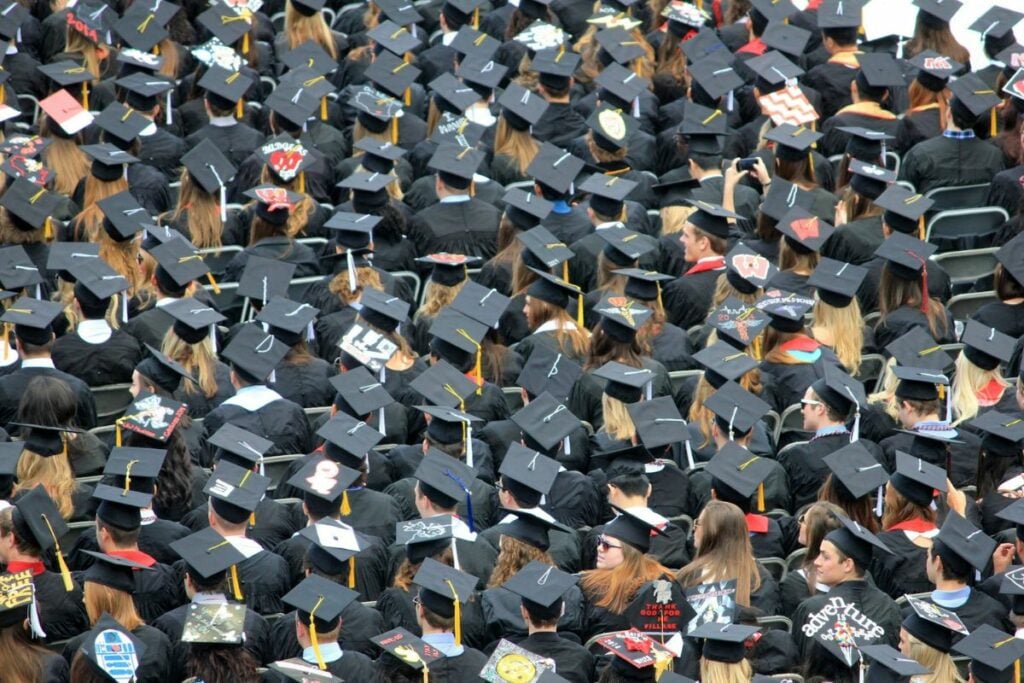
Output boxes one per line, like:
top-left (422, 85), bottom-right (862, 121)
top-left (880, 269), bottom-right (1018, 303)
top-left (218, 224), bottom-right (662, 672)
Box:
top-left (451, 538), bottom-right (460, 570)
top-left (466, 425), bottom-right (473, 468)
top-left (306, 321), bottom-right (315, 341)
top-left (346, 250), bottom-right (356, 292)
top-left (258, 458), bottom-right (265, 477)
top-left (165, 90), bottom-right (172, 126)
top-left (685, 439), bottom-right (695, 470)
top-left (378, 407), bottom-right (386, 436)
top-left (563, 435), bottom-right (571, 455)
top-left (631, 97), bottom-right (640, 118)
top-left (269, 369), bottom-right (276, 384)
top-left (209, 324), bottom-right (217, 352)
top-left (875, 485), bottom-right (884, 518)
top-left (28, 584), bottom-right (45, 639)
top-left (726, 90), bottom-right (734, 112)
top-left (121, 294), bottom-right (128, 323)
top-left (644, 382), bottom-right (652, 401)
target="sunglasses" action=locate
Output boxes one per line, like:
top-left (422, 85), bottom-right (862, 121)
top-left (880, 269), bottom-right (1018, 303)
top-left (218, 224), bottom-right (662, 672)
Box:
top-left (597, 537), bottom-right (623, 551)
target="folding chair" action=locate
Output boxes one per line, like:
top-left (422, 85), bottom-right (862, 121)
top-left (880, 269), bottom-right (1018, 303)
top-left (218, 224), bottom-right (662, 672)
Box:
top-left (925, 207), bottom-right (1008, 252)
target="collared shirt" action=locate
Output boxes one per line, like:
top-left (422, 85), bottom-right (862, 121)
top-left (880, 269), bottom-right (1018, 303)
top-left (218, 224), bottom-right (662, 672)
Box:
top-left (139, 122), bottom-right (158, 137)
top-left (77, 319), bottom-right (113, 344)
top-left (221, 384), bottom-right (284, 411)
top-left (943, 129), bottom-right (976, 140)
top-left (303, 642), bottom-right (343, 664)
top-left (21, 358), bottom-right (55, 370)
top-left (192, 592), bottom-right (228, 605)
top-left (154, 296), bottom-right (181, 308)
top-left (813, 425), bottom-right (849, 439)
top-left (911, 420), bottom-right (958, 439)
top-left (931, 586), bottom-right (971, 609)
top-left (422, 632), bottom-right (464, 657)
top-left (209, 115), bottom-right (237, 128)
top-left (439, 194), bottom-right (471, 204)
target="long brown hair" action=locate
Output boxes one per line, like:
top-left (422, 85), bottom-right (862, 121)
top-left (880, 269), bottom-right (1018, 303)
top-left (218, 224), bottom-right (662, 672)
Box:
top-left (84, 582), bottom-right (144, 630)
top-left (877, 267), bottom-right (949, 341)
top-left (63, 28), bottom-right (107, 80)
top-left (162, 330), bottom-right (219, 397)
top-left (393, 545), bottom-right (454, 591)
top-left (41, 134), bottom-right (89, 197)
top-left (328, 262), bottom-right (384, 305)
top-left (487, 536), bottom-right (553, 588)
top-left (762, 327), bottom-right (810, 365)
top-left (677, 501), bottom-right (762, 606)
top-left (525, 297), bottom-right (590, 358)
top-left (579, 543), bottom-right (671, 613)
top-left (257, 167), bottom-right (315, 238)
top-left (73, 176), bottom-right (129, 242)
top-left (904, 16), bottom-right (970, 66)
top-left (778, 239), bottom-right (818, 274)
top-left (688, 371), bottom-right (765, 449)
top-left (99, 235), bottom-right (144, 294)
top-left (0, 624), bottom-right (51, 683)
top-left (882, 484), bottom-right (936, 530)
top-left (164, 169), bottom-right (223, 248)
top-left (907, 80), bottom-right (948, 124)
top-left (818, 474), bottom-right (880, 532)
top-left (493, 117), bottom-right (539, 177)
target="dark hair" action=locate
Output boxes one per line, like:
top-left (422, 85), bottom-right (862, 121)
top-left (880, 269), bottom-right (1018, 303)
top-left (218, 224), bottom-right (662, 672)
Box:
top-left (585, 325), bottom-right (643, 370)
top-left (18, 338), bottom-right (54, 356)
top-left (97, 518), bottom-right (140, 547)
top-left (124, 424), bottom-right (194, 522)
top-left (372, 202), bottom-right (406, 243)
top-left (71, 651), bottom-right (113, 683)
top-left (689, 153), bottom-right (723, 171)
top-left (822, 26), bottom-right (858, 46)
top-left (186, 644), bottom-right (261, 683)
top-left (18, 375), bottom-right (76, 426)
top-left (608, 472), bottom-right (649, 498)
top-left (995, 263), bottom-right (1024, 301)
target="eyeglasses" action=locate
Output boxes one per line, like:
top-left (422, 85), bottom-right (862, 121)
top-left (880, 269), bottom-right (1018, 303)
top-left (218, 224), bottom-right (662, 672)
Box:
top-left (800, 399), bottom-right (823, 408)
top-left (597, 537), bottom-right (622, 551)
top-left (798, 513), bottom-right (807, 525)
top-left (411, 594), bottom-right (421, 606)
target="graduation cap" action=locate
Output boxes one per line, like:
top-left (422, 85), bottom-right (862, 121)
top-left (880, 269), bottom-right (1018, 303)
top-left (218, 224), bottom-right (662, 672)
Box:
top-left (824, 441), bottom-right (888, 500)
top-left (705, 381), bottom-right (771, 441)
top-left (892, 366), bottom-right (949, 406)
top-left (148, 237), bottom-right (213, 292)
top-left (890, 450), bottom-right (947, 505)
top-left (953, 623), bottom-right (1024, 683)
top-left (181, 137), bottom-right (235, 218)
top-left (189, 36), bottom-right (246, 71)
top-left (0, 1), bottom-right (28, 42)
top-left (874, 232), bottom-right (936, 281)
top-left (821, 513), bottom-right (892, 572)
top-left (163, 297), bottom-right (225, 345)
top-left (594, 293), bottom-right (652, 342)
top-left (286, 455), bottom-right (360, 515)
top-left (855, 53), bottom-right (905, 91)
top-left (580, 174), bottom-right (638, 218)
top-left (351, 289), bottom-right (406, 337)
top-left (971, 410), bottom-right (1024, 459)
top-left (0, 569), bottom-right (35, 633)
top-left (197, 64), bottom-right (252, 114)
top-left (811, 364), bottom-right (866, 434)
top-left (518, 226), bottom-right (574, 275)
top-left (860, 643), bottom-right (932, 681)
top-left (817, 0), bottom-right (862, 28)
top-left (419, 405), bottom-right (481, 464)
top-left (586, 106), bottom-right (636, 154)
top-left (498, 443), bottom-right (559, 503)
top-left (375, 0), bottom-right (422, 25)
top-left (117, 48), bottom-right (164, 74)
top-left (532, 45), bottom-right (580, 91)
top-left (298, 519), bottom-right (367, 583)
top-left (835, 126), bottom-right (893, 163)
top-left (221, 322), bottom-right (290, 383)
top-left (96, 190), bottom-right (149, 243)
top-left (686, 199), bottom-right (741, 240)
top-left (0, 154), bottom-right (52, 189)
top-left (457, 56), bottom-right (507, 99)
top-left (961, 319), bottom-right (1014, 371)
top-left (934, 510), bottom-right (996, 574)
top-left (759, 177), bottom-right (814, 222)
top-left (82, 143), bottom-right (138, 181)
top-left (283, 574), bottom-right (359, 668)
top-left (412, 558), bottom-right (476, 643)
top-left (693, 342), bottom-right (758, 388)
top-left (604, 505), bottom-right (668, 553)
top-left (169, 528), bottom-right (246, 601)
top-left (706, 441), bottom-right (773, 510)
top-left (414, 448), bottom-right (479, 519)
top-left (1, 296), bottom-right (59, 347)
top-left (776, 207), bottom-right (835, 253)
top-left (450, 24), bottom-right (499, 61)
top-left (526, 270), bottom-right (583, 323)
top-left (950, 72), bottom-right (1001, 123)
top-left (329, 365), bottom-right (393, 423)
top-left (257, 135), bottom-right (314, 184)
top-left (427, 308), bottom-right (486, 381)
top-left (765, 123), bottom-right (822, 161)
top-left (281, 41), bottom-right (338, 77)
top-left (596, 630), bottom-right (676, 678)
top-left (93, 478), bottom-right (152, 530)
top-left (101, 446), bottom-right (164, 497)
top-left (908, 50), bottom-right (961, 93)
top-left (755, 289), bottom-right (814, 333)
top-left (204, 460), bottom-right (269, 526)
top-left (234, 256), bottom-right (296, 308)
top-left (428, 72), bottom-right (479, 115)
top-left (503, 560), bottom-right (577, 617)
top-left (971, 6), bottom-right (1023, 46)
top-left (372, 628), bottom-right (446, 677)
top-left (354, 138), bottom-right (406, 176)
top-left (367, 19), bottom-right (421, 56)
top-left (511, 391), bottom-right (582, 455)
top-left (807, 258), bottom-right (866, 309)
top-left (527, 142), bottom-right (584, 196)
top-left (912, 0), bottom-right (961, 25)
top-left (450, 280), bottom-right (510, 330)
top-left (196, 2), bottom-right (252, 46)
top-left (317, 412), bottom-right (384, 469)
top-left (81, 550), bottom-right (151, 592)
top-left (593, 62), bottom-right (648, 111)
top-left (680, 27), bottom-right (728, 63)
top-left (689, 57), bottom-right (743, 102)
top-left (115, 73), bottom-right (174, 116)
top-left (594, 26), bottom-right (645, 65)
top-left (591, 360), bottom-right (655, 403)
top-left (690, 622), bottom-right (760, 663)
top-left (11, 485), bottom-right (73, 593)
top-left (115, 392), bottom-right (186, 446)
top-left (722, 244), bottom-right (774, 295)
top-left (750, 0), bottom-right (796, 22)
top-left (255, 296), bottom-right (318, 346)
top-left (762, 22), bottom-right (810, 57)
top-left (516, 343), bottom-right (582, 402)
top-left (848, 159), bottom-right (895, 201)
top-left (324, 211), bottom-right (380, 256)
top-left (497, 83), bottom-right (549, 132)
top-left (428, 143), bottom-right (484, 189)
top-left (497, 507), bottom-right (571, 551)
top-left (114, 0), bottom-right (177, 52)
top-left (628, 395), bottom-right (690, 456)
top-left (618, 268), bottom-right (674, 305)
top-left (207, 422), bottom-right (272, 470)
top-left (47, 242), bottom-right (100, 283)
top-left (0, 178), bottom-right (58, 233)
top-left (748, 51), bottom-right (804, 94)
top-left (997, 500), bottom-right (1024, 543)
top-left (79, 615), bottom-right (145, 683)
top-left (66, 1), bottom-right (115, 44)
top-left (408, 359), bottom-right (476, 411)
top-left (903, 595), bottom-right (967, 653)
top-left (662, 1), bottom-right (708, 33)
top-left (707, 299), bottom-right (769, 353)
top-left (885, 326), bottom-right (953, 373)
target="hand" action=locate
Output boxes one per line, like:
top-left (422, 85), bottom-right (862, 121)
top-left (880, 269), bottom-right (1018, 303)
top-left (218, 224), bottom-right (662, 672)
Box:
top-left (945, 479), bottom-right (967, 516)
top-left (751, 157), bottom-right (771, 185)
top-left (835, 200), bottom-right (848, 226)
top-left (993, 542), bottom-right (1016, 575)
top-left (724, 158), bottom-right (744, 187)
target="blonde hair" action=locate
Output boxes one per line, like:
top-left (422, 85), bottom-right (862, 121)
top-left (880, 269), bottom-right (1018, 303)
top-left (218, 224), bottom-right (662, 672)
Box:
top-left (156, 38), bottom-right (179, 79)
top-left (14, 450), bottom-right (76, 519)
top-left (72, 175), bottom-right (129, 242)
top-left (951, 352), bottom-right (1009, 426)
top-left (867, 356), bottom-right (899, 421)
top-left (162, 331), bottom-right (219, 398)
top-left (55, 278), bottom-right (121, 329)
top-left (811, 299), bottom-right (864, 375)
top-left (487, 536), bottom-right (553, 588)
top-left (661, 205), bottom-right (695, 235)
top-left (42, 136), bottom-right (90, 197)
top-left (902, 631), bottom-right (965, 683)
top-left (701, 659), bottom-right (753, 683)
top-left (286, 0), bottom-right (338, 58)
top-left (417, 279), bottom-right (466, 318)
top-left (494, 117), bottom-right (540, 177)
top-left (84, 582), bottom-right (144, 631)
top-left (328, 262), bottom-right (384, 306)
top-left (601, 394), bottom-right (636, 441)
top-left (165, 168), bottom-right (223, 249)
top-left (63, 28), bottom-right (105, 80)
top-left (778, 238), bottom-right (818, 273)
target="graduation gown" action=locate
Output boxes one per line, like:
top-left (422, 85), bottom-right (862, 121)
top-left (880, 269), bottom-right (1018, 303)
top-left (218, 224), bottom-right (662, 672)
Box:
top-left (137, 126), bottom-right (186, 181)
top-left (124, 305), bottom-right (175, 351)
top-left (377, 585), bottom-right (420, 634)
top-left (516, 631), bottom-right (596, 683)
top-left (546, 469), bottom-right (603, 529)
top-left (531, 102), bottom-right (589, 148)
top-left (266, 605), bottom-right (385, 661)
top-left (67, 517), bottom-right (192, 567)
top-left (782, 433), bottom-right (885, 511)
top-left (50, 326), bottom-right (143, 386)
top-left (480, 584), bottom-right (585, 644)
top-left (688, 466), bottom-right (791, 527)
top-left (184, 120), bottom-right (265, 168)
top-left (822, 214), bottom-right (885, 266)
top-left (879, 427), bottom-right (980, 489)
top-left (871, 526), bottom-right (937, 598)
top-left (899, 588), bottom-right (1014, 638)
top-left (152, 598), bottom-right (272, 666)
top-left (478, 515), bottom-right (583, 573)
top-left (268, 357), bottom-right (336, 409)
top-left (14, 568), bottom-right (89, 642)
top-left (173, 362), bottom-right (236, 419)
top-left (180, 497), bottom-right (300, 552)
top-left (173, 544), bottom-right (290, 615)
top-left (803, 52), bottom-right (862, 119)
top-left (895, 105), bottom-right (942, 156)
top-left (819, 103), bottom-right (900, 158)
top-left (899, 134), bottom-right (1006, 195)
top-left (199, 386), bottom-right (313, 466)
top-left (271, 533), bottom-right (389, 601)
top-left (780, 567), bottom-right (828, 619)
top-left (406, 198), bottom-right (502, 262)
top-left (0, 364), bottom-right (97, 429)
top-left (62, 624), bottom-right (173, 682)
top-left (262, 650), bottom-right (377, 683)
top-left (384, 476), bottom-right (500, 534)
top-left (663, 260), bottom-right (726, 330)
top-left (223, 237), bottom-right (322, 283)
top-left (759, 340), bottom-right (844, 410)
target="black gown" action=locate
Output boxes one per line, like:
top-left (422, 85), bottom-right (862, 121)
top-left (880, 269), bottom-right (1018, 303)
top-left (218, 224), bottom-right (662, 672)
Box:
top-left (184, 120), bottom-right (265, 168)
top-left (479, 584), bottom-right (585, 644)
top-left (781, 433), bottom-right (885, 512)
top-left (266, 604), bottom-right (385, 660)
top-left (268, 357), bottom-right (336, 409)
top-left (137, 127), bottom-right (186, 181)
top-left (662, 265), bottom-right (726, 331)
top-left (478, 518), bottom-right (583, 573)
top-left (151, 599), bottom-right (272, 667)
top-left (50, 326), bottom-right (143, 386)
top-left (179, 497), bottom-right (300, 552)
top-left (857, 255), bottom-right (951, 313)
top-left (62, 624), bottom-right (173, 682)
top-left (69, 556), bottom-right (181, 622)
top-left (531, 102), bottom-right (588, 148)
top-left (271, 533), bottom-right (389, 601)
top-left (173, 363), bottom-right (236, 420)
top-left (171, 547), bottom-right (291, 615)
top-left (899, 135), bottom-right (1006, 195)
top-left (406, 198), bottom-right (502, 262)
top-left (899, 588), bottom-right (1013, 639)
top-left (879, 428), bottom-right (980, 489)
top-left (198, 389), bottom-right (313, 466)
top-left (23, 570), bottom-right (89, 642)
top-left (124, 305), bottom-right (175, 351)
top-left (0, 365), bottom-right (97, 429)
top-left (871, 528), bottom-right (936, 598)
top-left (223, 237), bottom-right (322, 283)
top-left (261, 650), bottom-right (378, 683)
top-left (67, 518), bottom-right (192, 567)
top-left (515, 631), bottom-right (596, 683)
top-left (803, 53), bottom-right (862, 119)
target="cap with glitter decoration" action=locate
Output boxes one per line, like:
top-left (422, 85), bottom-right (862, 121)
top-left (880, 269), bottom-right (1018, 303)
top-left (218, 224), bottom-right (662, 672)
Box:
top-left (180, 602), bottom-right (246, 645)
top-left (257, 135), bottom-right (314, 183)
top-left (837, 126), bottom-right (894, 161)
top-left (117, 393), bottom-right (186, 443)
top-left (207, 423), bottom-right (273, 469)
top-left (595, 26), bottom-right (645, 65)
top-left (597, 229), bottom-right (655, 268)
top-left (856, 53), bottom-right (905, 89)
top-left (586, 106), bottom-right (636, 154)
top-left (528, 142), bottom-right (585, 195)
top-left (348, 86), bottom-right (403, 130)
top-left (756, 289), bottom-right (815, 332)
top-left (776, 207), bottom-right (835, 253)
top-left (318, 413), bottom-right (384, 468)
top-left (498, 83), bottom-right (549, 130)
top-left (592, 360), bottom-right (655, 403)
top-left (808, 258), bottom-right (867, 307)
top-left (10, 485), bottom-right (68, 552)
top-left (532, 46), bottom-right (580, 90)
top-left (221, 323), bottom-right (289, 382)
top-left (689, 57), bottom-right (743, 101)
top-left (450, 280), bottom-right (511, 329)
top-left (236, 256), bottom-right (295, 304)
top-left (604, 506), bottom-right (668, 553)
top-left (196, 2), bottom-right (252, 45)
top-left (409, 359), bottom-right (476, 409)
top-left (413, 448), bottom-right (476, 509)
top-left (908, 50), bottom-right (962, 92)
top-left (824, 441), bottom-right (888, 499)
top-left (428, 143), bottom-right (485, 185)
top-left (368, 20), bottom-right (421, 56)
top-left (283, 574), bottom-right (358, 633)
top-left (961, 319), bottom-right (1014, 371)
top-left (499, 443), bottom-right (559, 499)
top-left (891, 450), bottom-right (948, 505)
top-left (516, 342), bottom-right (582, 401)
top-left (594, 62), bottom-right (649, 109)
top-left (705, 381), bottom-right (771, 438)
top-left (255, 297), bottom-right (318, 346)
top-left (198, 64), bottom-right (252, 108)
top-left (169, 527), bottom-right (246, 580)
top-left (748, 51), bottom-right (804, 90)
top-left (953, 623), bottom-right (1024, 683)
top-left (285, 455), bottom-right (361, 503)
top-left (628, 396), bottom-right (688, 451)
top-left (903, 595), bottom-right (967, 654)
top-left (503, 560), bottom-right (577, 611)
top-left (885, 326), bottom-right (954, 372)
top-left (1, 297), bottom-right (60, 345)
top-left (950, 72), bottom-right (1001, 119)
top-left (512, 391), bottom-right (582, 452)
top-left (708, 299), bottom-right (770, 352)
top-left (281, 41), bottom-right (338, 76)
top-left (114, 1), bottom-right (177, 51)
top-left (204, 460), bottom-right (269, 524)
top-left (686, 199), bottom-right (741, 239)
top-left (80, 614), bottom-right (146, 682)
top-left (97, 190), bottom-right (148, 242)
top-left (912, 0), bottom-right (961, 25)
top-left (147, 237), bottom-right (211, 288)
top-left (457, 56), bottom-right (507, 98)
top-left (0, 178), bottom-right (59, 230)
top-left (765, 123), bottom-right (822, 161)
top-left (762, 22), bottom-right (811, 57)
top-left (693, 343), bottom-right (758, 387)
top-left (875, 233), bottom-right (937, 280)
top-left (518, 226), bottom-right (574, 271)
top-left (595, 294), bottom-right (652, 342)
top-left (596, 630), bottom-right (675, 678)
top-left (181, 138), bottom-right (236, 195)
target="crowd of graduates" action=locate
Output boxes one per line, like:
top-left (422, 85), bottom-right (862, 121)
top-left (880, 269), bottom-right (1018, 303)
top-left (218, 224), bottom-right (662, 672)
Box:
top-left (4, 0), bottom-right (1024, 680)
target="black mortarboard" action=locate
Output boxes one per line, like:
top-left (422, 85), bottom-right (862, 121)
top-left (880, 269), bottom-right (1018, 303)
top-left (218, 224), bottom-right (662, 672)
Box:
top-left (47, 242), bottom-right (99, 282)
top-left (680, 27), bottom-right (729, 62)
top-left (376, 0), bottom-right (422, 25)
top-left (80, 615), bottom-right (145, 682)
top-left (1, 297), bottom-right (59, 345)
top-left (284, 574), bottom-right (358, 634)
top-left (861, 643), bottom-right (931, 681)
top-left (706, 441), bottom-right (773, 508)
top-left (526, 269), bottom-right (582, 312)
top-left (93, 482), bottom-right (151, 530)
top-left (724, 244), bottom-right (775, 294)
top-left (580, 173), bottom-right (638, 217)
top-left (971, 7), bottom-right (1023, 44)
top-left (708, 299), bottom-right (770, 352)
top-left (686, 199), bottom-right (740, 239)
top-left (37, 60), bottom-right (93, 88)
top-left (902, 595), bottom-right (967, 653)
top-left (427, 308), bottom-right (485, 371)
top-left (114, 1), bottom-right (176, 51)
top-left (208, 423), bottom-right (272, 469)
top-left (874, 232), bottom-right (936, 280)
top-left (196, 2), bottom-right (252, 46)
top-left (96, 190), bottom-right (148, 242)
top-left (849, 159), bottom-right (895, 200)
top-left (594, 62), bottom-right (649, 109)
top-left (527, 142), bottom-right (585, 195)
top-left (457, 56), bottom-right (507, 98)
top-left (221, 323), bottom-right (289, 382)
top-left (689, 57), bottom-right (743, 101)
top-left (499, 443), bottom-right (559, 499)
top-left (756, 289), bottom-right (814, 332)
top-left (518, 226), bottom-right (574, 271)
top-left (13, 423), bottom-right (81, 458)
top-left (532, 45), bottom-right (580, 91)
top-left (912, 0), bottom-right (961, 25)
top-left (886, 326), bottom-right (954, 372)
top-left (318, 413), bottom-right (383, 468)
top-left (450, 24), bottom-right (500, 61)
top-left (765, 123), bottom-right (822, 160)
top-left (516, 343), bottom-right (582, 401)
top-left (760, 177), bottom-right (814, 221)
top-left (891, 450), bottom-right (947, 505)
top-left (204, 460), bottom-right (269, 524)
top-left (497, 507), bottom-right (571, 551)
top-left (950, 73), bottom-right (1001, 120)
top-left (11, 485), bottom-right (67, 554)
top-left (0, 178), bottom-right (58, 230)
top-left (619, 268), bottom-right (674, 303)
top-left (776, 207), bottom-right (835, 253)
top-left (169, 527), bottom-right (246, 579)
top-left (336, 171), bottom-right (394, 204)
top-left (892, 365), bottom-right (949, 402)
top-left (255, 296), bottom-right (318, 346)
top-left (693, 343), bottom-right (758, 387)
top-left (628, 396), bottom-right (688, 451)
top-left (115, 73), bottom-right (173, 113)
top-left (837, 125), bottom-right (894, 161)
top-left (409, 359), bottom-right (476, 409)
top-left (117, 393), bottom-right (186, 443)
top-left (428, 143), bottom-right (484, 187)
top-left (82, 551), bottom-right (151, 592)
top-left (953, 624), bottom-right (1024, 683)
top-left (961, 319), bottom-right (1014, 371)
top-left (591, 360), bottom-right (655, 403)
top-left (751, 0), bottom-right (796, 22)
top-left (354, 137), bottom-right (406, 174)
top-left (429, 72), bottom-right (479, 114)
top-left (148, 237), bottom-right (211, 289)
top-left (324, 211), bottom-right (380, 251)
top-left (705, 381), bottom-right (771, 438)
top-left (413, 448), bottom-right (476, 511)
top-left (163, 297), bottom-right (225, 344)
top-left (811, 363), bottom-right (865, 416)
top-left (181, 138), bottom-right (235, 195)
top-left (908, 50), bottom-right (961, 92)
top-left (595, 26), bottom-right (645, 65)
top-left (420, 404), bottom-right (480, 447)
top-left (368, 20), bottom-right (421, 56)
top-left (604, 506), bottom-right (668, 553)
top-left (281, 41), bottom-right (338, 77)
top-left (971, 411), bottom-right (1024, 459)
top-left (934, 510), bottom-right (996, 573)
top-left (824, 513), bottom-right (892, 569)
top-left (762, 22), bottom-right (811, 57)
top-left (498, 83), bottom-right (549, 131)
top-left (330, 366), bottom-right (393, 418)
top-left (856, 53), bottom-right (905, 89)
top-left (598, 227), bottom-right (655, 268)
top-left (503, 560), bottom-right (577, 613)
top-left (594, 294), bottom-right (652, 342)
top-left (83, 143), bottom-right (138, 182)
top-left (748, 51), bottom-right (804, 91)
top-left (691, 622), bottom-right (761, 663)
top-left (511, 391), bottom-right (582, 452)
top-left (298, 519), bottom-right (367, 573)
top-left (69, 259), bottom-right (128, 309)
top-left (807, 258), bottom-right (867, 308)
top-left (825, 441), bottom-right (888, 499)
top-left (450, 280), bottom-right (511, 329)
top-left (235, 256), bottom-right (295, 306)
top-left (413, 558), bottom-right (476, 623)
top-left (818, 0), bottom-right (862, 28)
top-left (998, 233), bottom-right (1024, 290)
top-left (266, 72), bottom-right (331, 128)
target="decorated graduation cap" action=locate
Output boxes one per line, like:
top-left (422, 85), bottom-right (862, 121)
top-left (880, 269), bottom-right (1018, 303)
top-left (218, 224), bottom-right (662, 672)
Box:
top-left (909, 50), bottom-right (961, 92)
top-left (953, 623), bottom-right (1024, 683)
top-left (808, 258), bottom-right (867, 308)
top-left (498, 443), bottom-right (559, 506)
top-left (287, 457), bottom-right (361, 521)
top-left (163, 296), bottom-right (225, 345)
top-left (891, 450), bottom-right (947, 505)
top-left (592, 360), bottom-right (655, 403)
top-left (902, 595), bottom-right (967, 654)
top-left (580, 173), bottom-right (638, 219)
top-left (596, 630), bottom-right (676, 680)
top-left (79, 614), bottom-right (146, 682)
top-left (255, 296), bottom-right (318, 347)
top-left (875, 185), bottom-right (934, 237)
top-left (180, 602), bottom-right (246, 646)
top-left (706, 441), bottom-right (773, 511)
top-left (933, 510), bottom-right (996, 576)
top-left (204, 460), bottom-right (269, 526)
top-left (756, 289), bottom-right (814, 333)
top-left (961, 319), bottom-right (1014, 371)
top-left (604, 505), bottom-right (668, 554)
top-left (221, 323), bottom-right (289, 383)
top-left (114, 392), bottom-right (186, 447)
top-left (0, 569), bottom-right (41, 637)
top-left (497, 506), bottom-right (571, 551)
top-left (283, 574), bottom-right (359, 670)
top-left (516, 343), bottom-right (582, 402)
top-left (776, 207), bottom-right (835, 254)
top-left (693, 342), bottom-right (758, 388)
top-left (685, 199), bottom-right (740, 240)
top-left (971, 411), bottom-right (1024, 459)
top-left (708, 298), bottom-right (770, 353)
top-left (586, 106), bottom-right (635, 153)
top-left (372, 627), bottom-right (445, 681)
top-left (511, 390), bottom-right (582, 457)
top-left (528, 141), bottom-right (585, 195)
top-left (412, 558), bottom-right (477, 644)
top-left (595, 294), bottom-right (652, 343)
top-left (503, 560), bottom-right (577, 621)
top-left (317, 412), bottom-right (384, 469)
top-left (11, 485), bottom-right (74, 589)
top-left (849, 158), bottom-right (895, 200)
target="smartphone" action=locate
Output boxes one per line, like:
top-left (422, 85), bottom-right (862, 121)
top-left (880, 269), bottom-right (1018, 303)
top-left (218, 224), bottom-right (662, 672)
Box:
top-left (737, 157), bottom-right (758, 171)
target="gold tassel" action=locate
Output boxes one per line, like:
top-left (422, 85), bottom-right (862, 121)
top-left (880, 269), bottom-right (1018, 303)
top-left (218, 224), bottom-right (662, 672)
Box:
top-left (577, 293), bottom-right (584, 328)
top-left (423, 668), bottom-right (429, 683)
top-left (472, 8), bottom-right (479, 27)
top-left (653, 653), bottom-right (673, 681)
top-left (918, 216), bottom-right (925, 241)
top-left (236, 99), bottom-right (243, 120)
top-left (242, 32), bottom-right (249, 55)
top-left (115, 420), bottom-right (122, 447)
top-left (206, 272), bottom-right (221, 295)
top-left (341, 490), bottom-right (351, 516)
top-left (347, 558), bottom-right (356, 588)
top-left (82, 82), bottom-right (89, 110)
top-left (1015, 658), bottom-right (1020, 683)
top-left (298, 172), bottom-right (305, 195)
top-left (757, 483), bottom-right (765, 512)
top-left (562, 261), bottom-right (569, 283)
top-left (153, 44), bottom-right (159, 55)
top-left (991, 107), bottom-right (997, 137)
top-left (42, 515), bottom-right (73, 592)
top-left (403, 88), bottom-right (411, 106)
top-left (0, 85), bottom-right (5, 105)
top-left (474, 349), bottom-right (482, 395)
top-left (937, 385), bottom-right (945, 400)
top-left (445, 579), bottom-right (462, 646)
top-left (309, 595), bottom-right (327, 670)
top-left (752, 335), bottom-right (763, 361)
top-left (230, 564), bottom-right (243, 600)
top-left (390, 116), bottom-right (399, 144)
top-left (43, 217), bottom-right (52, 241)
top-left (249, 511), bottom-right (256, 527)
top-left (320, 97), bottom-right (327, 121)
